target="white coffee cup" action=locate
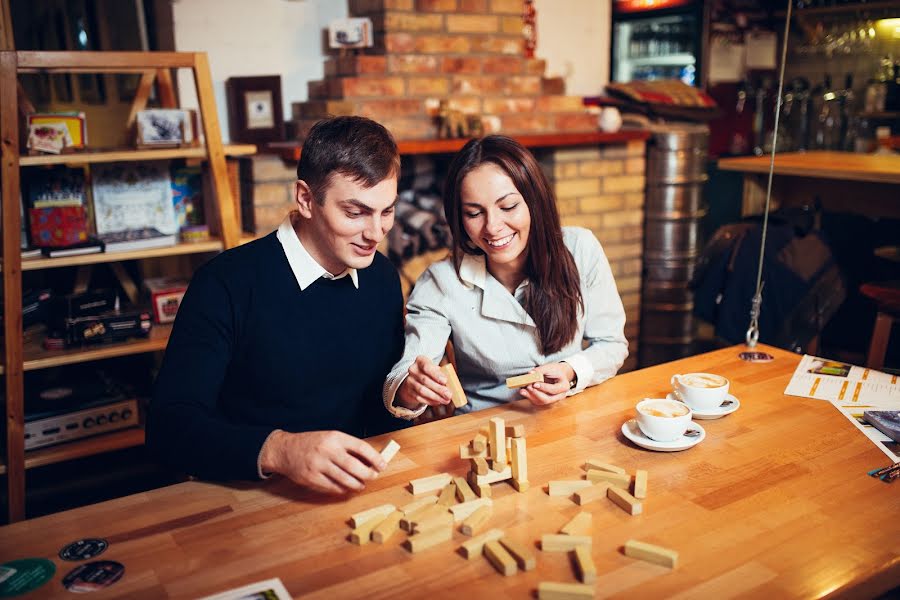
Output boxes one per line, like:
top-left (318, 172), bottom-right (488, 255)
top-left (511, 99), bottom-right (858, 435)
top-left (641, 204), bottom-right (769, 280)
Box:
top-left (635, 398), bottom-right (692, 442)
top-left (671, 372), bottom-right (729, 411)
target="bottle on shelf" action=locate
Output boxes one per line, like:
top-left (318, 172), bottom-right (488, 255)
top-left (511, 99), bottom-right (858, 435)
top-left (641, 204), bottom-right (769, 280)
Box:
top-left (840, 73), bottom-right (857, 151)
top-left (811, 74), bottom-right (842, 150)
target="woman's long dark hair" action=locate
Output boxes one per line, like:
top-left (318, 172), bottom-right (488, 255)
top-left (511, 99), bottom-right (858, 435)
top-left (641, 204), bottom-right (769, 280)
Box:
top-left (443, 135), bottom-right (584, 355)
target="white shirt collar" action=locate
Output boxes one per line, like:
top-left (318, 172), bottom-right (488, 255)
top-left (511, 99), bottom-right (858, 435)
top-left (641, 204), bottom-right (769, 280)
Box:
top-left (276, 213), bottom-right (359, 291)
top-left (459, 252), bottom-right (528, 295)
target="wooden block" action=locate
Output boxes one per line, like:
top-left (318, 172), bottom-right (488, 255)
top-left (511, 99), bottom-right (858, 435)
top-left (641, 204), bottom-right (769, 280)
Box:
top-left (541, 534), bottom-right (592, 552)
top-left (505, 424), bottom-right (525, 438)
top-left (350, 513), bottom-right (388, 545)
top-left (511, 478), bottom-right (530, 492)
top-left (400, 496), bottom-right (437, 516)
top-left (583, 459), bottom-right (625, 475)
top-left (586, 469), bottom-right (630, 489)
top-left (449, 497), bottom-right (492, 522)
top-left (559, 512), bottom-right (592, 536)
top-left (460, 528), bottom-right (504, 559)
top-left (410, 473), bottom-right (453, 494)
top-left (401, 504), bottom-right (448, 532)
top-left (499, 536), bottom-right (536, 571)
top-left (574, 482), bottom-right (611, 506)
top-left (441, 363), bottom-right (468, 408)
top-left (633, 469), bottom-right (648, 499)
top-left (371, 510), bottom-right (403, 544)
top-left (454, 476), bottom-right (477, 503)
top-left (537, 581), bottom-right (595, 599)
top-left (484, 540), bottom-right (518, 576)
top-left (404, 525), bottom-right (453, 553)
top-left (607, 486), bottom-right (642, 515)
top-left (623, 539), bottom-right (678, 568)
top-left (460, 444), bottom-right (487, 459)
top-left (573, 544), bottom-right (596, 584)
top-left (349, 503), bottom-right (396, 528)
top-left (460, 504), bottom-right (492, 536)
top-left (470, 456), bottom-right (489, 475)
top-left (380, 439), bottom-right (400, 464)
top-left (468, 473), bottom-right (492, 498)
top-left (474, 465), bottom-right (511, 486)
top-left (489, 417), bottom-right (506, 465)
top-left (548, 480), bottom-right (592, 497)
top-left (510, 437), bottom-right (528, 483)
top-left (472, 433), bottom-right (487, 452)
top-left (438, 482), bottom-right (458, 506)
top-left (411, 511), bottom-right (454, 534)
top-left (506, 372), bottom-right (543, 389)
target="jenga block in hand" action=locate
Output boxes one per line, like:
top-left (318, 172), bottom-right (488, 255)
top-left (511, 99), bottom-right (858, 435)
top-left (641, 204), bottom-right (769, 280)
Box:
top-left (441, 363), bottom-right (468, 408)
top-left (484, 540), bottom-right (517, 576)
top-left (623, 539), bottom-right (678, 568)
top-left (607, 486), bottom-right (642, 515)
top-left (459, 528), bottom-right (504, 559)
top-left (573, 544), bottom-right (596, 584)
top-left (506, 372), bottom-right (543, 389)
top-left (380, 439), bottom-right (400, 464)
top-left (410, 473), bottom-right (453, 494)
top-left (559, 512), bottom-right (592, 536)
top-left (633, 469), bottom-right (648, 499)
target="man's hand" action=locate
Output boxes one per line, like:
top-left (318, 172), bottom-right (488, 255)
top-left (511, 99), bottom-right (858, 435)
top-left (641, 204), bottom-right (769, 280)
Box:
top-left (518, 362), bottom-right (576, 406)
top-left (260, 430), bottom-right (386, 494)
top-left (395, 355), bottom-right (453, 410)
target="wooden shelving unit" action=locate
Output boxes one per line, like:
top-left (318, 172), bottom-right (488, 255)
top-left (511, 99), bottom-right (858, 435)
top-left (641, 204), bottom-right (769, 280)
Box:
top-left (0, 51), bottom-right (245, 522)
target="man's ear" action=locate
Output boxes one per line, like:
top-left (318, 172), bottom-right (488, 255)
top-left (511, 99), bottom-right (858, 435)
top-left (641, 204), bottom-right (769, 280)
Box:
top-left (295, 180), bottom-right (314, 218)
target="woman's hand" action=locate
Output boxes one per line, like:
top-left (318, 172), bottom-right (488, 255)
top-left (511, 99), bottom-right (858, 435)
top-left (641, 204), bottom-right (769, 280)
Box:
top-left (396, 355), bottom-right (453, 410)
top-left (518, 362), bottom-right (576, 406)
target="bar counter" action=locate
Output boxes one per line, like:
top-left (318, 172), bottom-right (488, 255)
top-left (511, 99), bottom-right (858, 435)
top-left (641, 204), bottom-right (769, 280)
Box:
top-left (1, 344), bottom-right (898, 598)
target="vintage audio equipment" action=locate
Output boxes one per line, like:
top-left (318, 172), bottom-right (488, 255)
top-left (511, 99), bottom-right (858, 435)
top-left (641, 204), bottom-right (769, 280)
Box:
top-left (24, 398), bottom-right (140, 451)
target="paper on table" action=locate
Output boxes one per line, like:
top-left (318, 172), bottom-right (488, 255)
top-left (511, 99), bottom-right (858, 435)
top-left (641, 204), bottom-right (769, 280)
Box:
top-left (197, 577), bottom-right (291, 600)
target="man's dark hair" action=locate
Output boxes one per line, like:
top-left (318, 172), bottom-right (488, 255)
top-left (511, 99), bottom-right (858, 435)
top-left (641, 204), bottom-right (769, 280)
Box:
top-left (297, 116), bottom-right (400, 204)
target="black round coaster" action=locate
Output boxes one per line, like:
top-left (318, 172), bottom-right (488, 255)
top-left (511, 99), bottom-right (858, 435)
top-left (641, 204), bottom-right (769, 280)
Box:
top-left (59, 539), bottom-right (108, 562)
top-left (61, 561), bottom-right (124, 593)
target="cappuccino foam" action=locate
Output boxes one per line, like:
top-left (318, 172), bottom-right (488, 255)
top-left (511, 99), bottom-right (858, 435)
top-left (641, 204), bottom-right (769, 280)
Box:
top-left (639, 401), bottom-right (689, 418)
top-left (680, 373), bottom-right (727, 389)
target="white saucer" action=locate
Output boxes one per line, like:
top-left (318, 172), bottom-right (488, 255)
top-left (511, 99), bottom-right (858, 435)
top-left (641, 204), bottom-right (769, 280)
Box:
top-left (667, 392), bottom-right (740, 420)
top-left (621, 419), bottom-right (705, 452)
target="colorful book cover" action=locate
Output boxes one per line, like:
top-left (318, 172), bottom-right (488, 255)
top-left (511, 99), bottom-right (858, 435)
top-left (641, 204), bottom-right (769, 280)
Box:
top-left (24, 166), bottom-right (87, 208)
top-left (27, 112), bottom-right (87, 148)
top-left (29, 206), bottom-right (90, 247)
top-left (91, 162), bottom-right (177, 236)
top-left (170, 166), bottom-right (205, 229)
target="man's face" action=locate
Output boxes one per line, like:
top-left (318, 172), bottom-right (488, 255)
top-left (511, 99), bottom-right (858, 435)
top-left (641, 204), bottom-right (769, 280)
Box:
top-left (296, 172), bottom-right (398, 274)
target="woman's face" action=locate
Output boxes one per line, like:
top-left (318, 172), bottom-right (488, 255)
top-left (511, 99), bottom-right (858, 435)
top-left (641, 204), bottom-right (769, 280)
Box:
top-left (460, 163), bottom-right (531, 275)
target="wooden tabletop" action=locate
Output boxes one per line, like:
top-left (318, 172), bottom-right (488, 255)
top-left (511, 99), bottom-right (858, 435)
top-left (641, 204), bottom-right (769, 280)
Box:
top-left (1, 344), bottom-right (898, 599)
top-left (718, 151), bottom-right (900, 185)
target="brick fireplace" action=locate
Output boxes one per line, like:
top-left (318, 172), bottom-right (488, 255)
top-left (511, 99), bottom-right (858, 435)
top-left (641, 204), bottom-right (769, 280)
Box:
top-left (242, 0), bottom-right (646, 372)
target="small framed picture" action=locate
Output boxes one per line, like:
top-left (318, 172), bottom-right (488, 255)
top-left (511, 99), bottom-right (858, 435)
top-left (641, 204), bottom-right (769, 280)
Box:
top-left (328, 17), bottom-right (373, 49)
top-left (135, 109), bottom-right (196, 147)
top-left (225, 75), bottom-right (285, 146)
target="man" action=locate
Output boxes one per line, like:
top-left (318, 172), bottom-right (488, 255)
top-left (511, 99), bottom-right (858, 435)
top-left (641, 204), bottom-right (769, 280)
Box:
top-left (148, 116), bottom-right (404, 494)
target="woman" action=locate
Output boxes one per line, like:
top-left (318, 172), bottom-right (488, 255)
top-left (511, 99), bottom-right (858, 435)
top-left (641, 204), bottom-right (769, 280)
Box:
top-left (383, 135), bottom-right (628, 420)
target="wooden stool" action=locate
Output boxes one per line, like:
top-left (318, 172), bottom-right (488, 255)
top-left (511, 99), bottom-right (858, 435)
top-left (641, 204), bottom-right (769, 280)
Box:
top-left (860, 281), bottom-right (900, 369)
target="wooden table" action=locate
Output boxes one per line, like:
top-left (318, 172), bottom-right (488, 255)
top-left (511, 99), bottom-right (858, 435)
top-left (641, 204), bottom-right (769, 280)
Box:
top-left (1, 345), bottom-right (898, 599)
top-left (718, 151), bottom-right (900, 219)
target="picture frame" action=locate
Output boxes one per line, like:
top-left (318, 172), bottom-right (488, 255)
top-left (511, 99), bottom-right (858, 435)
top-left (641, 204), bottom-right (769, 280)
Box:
top-left (225, 75), bottom-right (285, 146)
top-left (135, 109), bottom-right (196, 148)
top-left (328, 17), bottom-right (374, 49)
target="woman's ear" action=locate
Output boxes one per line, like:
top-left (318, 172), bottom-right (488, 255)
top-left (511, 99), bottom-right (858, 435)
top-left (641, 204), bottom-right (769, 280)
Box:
top-left (295, 180), bottom-right (314, 218)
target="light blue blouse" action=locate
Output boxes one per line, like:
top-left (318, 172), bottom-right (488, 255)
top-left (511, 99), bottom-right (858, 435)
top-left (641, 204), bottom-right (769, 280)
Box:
top-left (384, 226), bottom-right (628, 418)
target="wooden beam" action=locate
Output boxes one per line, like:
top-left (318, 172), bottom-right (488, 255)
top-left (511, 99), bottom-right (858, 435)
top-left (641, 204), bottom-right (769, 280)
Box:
top-left (16, 50), bottom-right (196, 70)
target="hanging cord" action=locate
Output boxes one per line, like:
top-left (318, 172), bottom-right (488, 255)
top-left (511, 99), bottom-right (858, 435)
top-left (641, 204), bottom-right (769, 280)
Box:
top-left (746, 0), bottom-right (793, 348)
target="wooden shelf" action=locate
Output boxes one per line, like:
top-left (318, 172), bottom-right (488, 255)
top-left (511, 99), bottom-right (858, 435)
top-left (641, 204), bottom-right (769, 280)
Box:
top-left (11, 324), bottom-right (173, 373)
top-left (23, 428), bottom-right (145, 472)
top-left (777, 1), bottom-right (900, 16)
top-left (9, 238), bottom-right (225, 272)
top-left (269, 130), bottom-right (651, 163)
top-left (19, 143), bottom-right (256, 166)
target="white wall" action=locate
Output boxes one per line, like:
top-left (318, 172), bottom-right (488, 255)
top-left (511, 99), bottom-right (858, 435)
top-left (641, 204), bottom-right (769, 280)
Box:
top-left (172, 0), bottom-right (612, 142)
top-left (535, 0), bottom-right (611, 96)
top-left (173, 0), bottom-right (347, 142)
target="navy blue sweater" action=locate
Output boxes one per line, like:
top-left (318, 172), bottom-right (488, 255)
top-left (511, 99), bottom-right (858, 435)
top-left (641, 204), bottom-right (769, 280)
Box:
top-left (147, 232), bottom-right (406, 481)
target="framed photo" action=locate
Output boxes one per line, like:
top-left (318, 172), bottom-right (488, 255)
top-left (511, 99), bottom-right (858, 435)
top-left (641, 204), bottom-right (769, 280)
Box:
top-left (135, 109), bottom-right (196, 147)
top-left (328, 17), bottom-right (373, 49)
top-left (225, 75), bottom-right (285, 146)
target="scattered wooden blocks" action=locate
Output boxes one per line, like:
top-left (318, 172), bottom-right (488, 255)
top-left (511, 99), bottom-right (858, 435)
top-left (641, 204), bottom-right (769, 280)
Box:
top-left (510, 437), bottom-right (529, 493)
top-left (460, 528), bottom-right (504, 559)
top-left (585, 469), bottom-right (630, 489)
top-left (541, 534), bottom-right (592, 552)
top-left (454, 476), bottom-right (477, 503)
top-left (537, 581), bottom-right (595, 599)
top-left (583, 459), bottom-right (624, 475)
top-left (574, 482), bottom-right (611, 506)
top-left (380, 439), bottom-right (400, 464)
top-left (499, 537), bottom-right (536, 571)
top-left (559, 512), bottom-right (592, 536)
top-left (484, 540), bottom-right (518, 576)
top-left (460, 504), bottom-right (492, 536)
top-left (410, 511), bottom-right (454, 534)
top-left (401, 504), bottom-right (448, 532)
top-left (489, 417), bottom-right (507, 466)
top-left (623, 539), bottom-right (678, 568)
top-left (404, 525), bottom-right (453, 553)
top-left (472, 433), bottom-right (487, 452)
top-left (505, 424), bottom-right (525, 438)
top-left (438, 481), bottom-right (458, 506)
top-left (349, 504), bottom-right (396, 528)
top-left (506, 372), bottom-right (543, 389)
top-left (441, 363), bottom-right (469, 408)
top-left (350, 513), bottom-right (387, 545)
top-left (471, 456), bottom-right (489, 475)
top-left (410, 473), bottom-right (453, 495)
top-left (460, 444), bottom-right (487, 459)
top-left (633, 469), bottom-right (648, 499)
top-left (572, 544), bottom-right (596, 584)
top-left (548, 480), bottom-right (593, 497)
top-left (607, 486), bottom-right (642, 515)
top-left (449, 497), bottom-right (492, 522)
top-left (400, 496), bottom-right (437, 516)
top-left (371, 510), bottom-right (403, 544)
top-left (474, 465), bottom-right (512, 486)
